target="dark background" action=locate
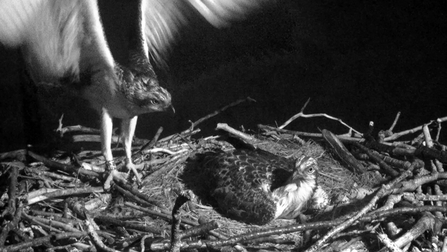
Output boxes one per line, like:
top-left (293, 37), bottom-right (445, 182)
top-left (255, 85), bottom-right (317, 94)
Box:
top-left (0, 0), bottom-right (446, 152)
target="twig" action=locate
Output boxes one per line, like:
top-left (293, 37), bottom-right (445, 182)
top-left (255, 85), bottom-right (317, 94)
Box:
top-left (216, 123), bottom-right (260, 146)
top-left (322, 129), bottom-right (365, 173)
top-left (190, 97), bottom-right (255, 131)
top-left (383, 116), bottom-right (447, 142)
top-left (149, 205), bottom-right (447, 251)
top-left (258, 124), bottom-right (363, 142)
top-left (94, 215), bottom-right (161, 234)
top-left (4, 165), bottom-right (18, 218)
top-left (377, 212), bottom-right (437, 251)
top-left (0, 232), bottom-right (87, 252)
top-left (112, 179), bottom-right (164, 208)
top-left (0, 202), bottom-right (23, 246)
top-left (388, 112), bottom-right (401, 132)
top-left (170, 192), bottom-right (192, 252)
top-left (27, 151), bottom-right (100, 178)
top-left (86, 215), bottom-right (119, 252)
top-left (279, 98), bottom-right (362, 135)
top-left (26, 187), bottom-right (104, 205)
top-left (305, 159), bottom-right (423, 252)
top-left (376, 231), bottom-right (403, 252)
top-left (124, 202), bottom-right (198, 226)
top-left (142, 152), bottom-right (190, 185)
top-left (353, 142), bottom-right (400, 177)
top-left (137, 126), bottom-right (163, 154)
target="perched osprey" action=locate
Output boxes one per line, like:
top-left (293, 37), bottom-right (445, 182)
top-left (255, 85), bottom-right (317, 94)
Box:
top-left (0, 0), bottom-right (273, 173)
top-left (198, 149), bottom-right (319, 225)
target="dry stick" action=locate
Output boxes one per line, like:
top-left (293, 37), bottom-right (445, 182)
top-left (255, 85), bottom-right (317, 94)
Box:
top-left (94, 215), bottom-right (161, 234)
top-left (137, 126), bottom-right (163, 155)
top-left (112, 179), bottom-right (164, 208)
top-left (22, 213), bottom-right (80, 233)
top-left (148, 205), bottom-right (447, 251)
top-left (179, 221), bottom-right (219, 240)
top-left (305, 159), bottom-right (423, 252)
top-left (388, 111), bottom-right (401, 132)
top-left (392, 172), bottom-right (447, 194)
top-left (143, 152), bottom-right (190, 185)
top-left (3, 166), bottom-right (18, 218)
top-left (384, 116), bottom-right (447, 142)
top-left (432, 185), bottom-right (444, 234)
top-left (442, 236), bottom-right (447, 252)
top-left (124, 202), bottom-right (227, 241)
top-left (279, 98), bottom-right (362, 136)
top-left (216, 123), bottom-right (260, 146)
top-left (56, 123), bottom-right (101, 136)
top-left (322, 129), bottom-right (365, 173)
top-left (26, 187), bottom-right (104, 205)
top-left (124, 202), bottom-right (197, 226)
top-left (170, 193), bottom-right (191, 252)
top-left (29, 169), bottom-right (78, 182)
top-left (86, 215), bottom-right (119, 252)
top-left (27, 151), bottom-right (100, 178)
top-left (353, 142), bottom-right (400, 177)
top-left (189, 97), bottom-right (255, 130)
top-left (0, 203), bottom-right (23, 247)
top-left (378, 212), bottom-right (437, 252)
top-left (160, 97), bottom-right (254, 143)
top-left (258, 124), bottom-right (363, 143)
top-left (0, 232), bottom-right (87, 252)
top-left (376, 231), bottom-right (403, 252)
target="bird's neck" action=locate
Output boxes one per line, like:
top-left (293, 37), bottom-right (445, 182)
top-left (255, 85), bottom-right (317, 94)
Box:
top-left (273, 178), bottom-right (317, 219)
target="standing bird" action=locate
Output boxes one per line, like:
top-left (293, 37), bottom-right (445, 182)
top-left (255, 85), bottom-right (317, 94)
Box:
top-left (198, 149), bottom-right (318, 225)
top-left (0, 0), bottom-right (274, 173)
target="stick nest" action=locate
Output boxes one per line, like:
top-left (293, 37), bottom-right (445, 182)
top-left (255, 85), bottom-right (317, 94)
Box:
top-left (1, 108), bottom-right (447, 252)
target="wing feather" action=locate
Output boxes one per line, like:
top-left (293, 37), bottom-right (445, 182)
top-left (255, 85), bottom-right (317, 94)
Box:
top-left (143, 0), bottom-right (276, 66)
top-left (0, 0), bottom-right (114, 83)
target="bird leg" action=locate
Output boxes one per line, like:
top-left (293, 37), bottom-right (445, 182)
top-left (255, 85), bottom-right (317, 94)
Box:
top-left (121, 116), bottom-right (142, 184)
top-left (101, 108), bottom-right (115, 170)
top-left (101, 109), bottom-right (141, 188)
top-left (101, 108), bottom-right (117, 190)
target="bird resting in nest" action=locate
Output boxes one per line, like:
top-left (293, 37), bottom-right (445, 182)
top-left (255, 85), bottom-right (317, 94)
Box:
top-left (0, 0), bottom-right (273, 182)
top-left (198, 149), bottom-right (319, 225)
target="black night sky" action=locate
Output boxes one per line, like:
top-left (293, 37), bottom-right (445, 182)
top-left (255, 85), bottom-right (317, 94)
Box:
top-left (0, 0), bottom-right (446, 151)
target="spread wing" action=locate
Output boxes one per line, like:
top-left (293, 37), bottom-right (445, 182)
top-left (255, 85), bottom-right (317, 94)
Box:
top-left (142, 0), bottom-right (276, 66)
top-left (0, 0), bottom-right (276, 81)
top-left (0, 0), bottom-right (114, 83)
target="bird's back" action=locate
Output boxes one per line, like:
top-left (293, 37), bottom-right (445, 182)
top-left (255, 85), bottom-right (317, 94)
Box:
top-left (198, 149), bottom-right (300, 225)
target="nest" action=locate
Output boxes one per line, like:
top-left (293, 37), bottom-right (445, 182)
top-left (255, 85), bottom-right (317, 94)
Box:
top-left (1, 101), bottom-right (447, 252)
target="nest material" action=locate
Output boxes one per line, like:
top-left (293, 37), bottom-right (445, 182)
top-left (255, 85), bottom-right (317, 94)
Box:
top-left (1, 114), bottom-right (446, 251)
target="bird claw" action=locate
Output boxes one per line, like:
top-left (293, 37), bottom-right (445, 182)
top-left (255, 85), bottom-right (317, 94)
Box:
top-left (125, 160), bottom-right (142, 186)
top-left (103, 160), bottom-right (119, 191)
top-left (105, 160), bottom-right (117, 171)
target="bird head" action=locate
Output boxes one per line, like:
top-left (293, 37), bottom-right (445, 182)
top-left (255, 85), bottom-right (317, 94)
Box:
top-left (115, 57), bottom-right (172, 116)
top-left (272, 156), bottom-right (318, 220)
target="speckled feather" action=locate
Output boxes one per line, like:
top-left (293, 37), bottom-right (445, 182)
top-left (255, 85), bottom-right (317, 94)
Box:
top-left (199, 149), bottom-right (318, 225)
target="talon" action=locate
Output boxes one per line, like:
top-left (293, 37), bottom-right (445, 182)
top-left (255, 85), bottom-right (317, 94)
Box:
top-left (126, 160), bottom-right (142, 186)
top-left (105, 160), bottom-right (117, 171)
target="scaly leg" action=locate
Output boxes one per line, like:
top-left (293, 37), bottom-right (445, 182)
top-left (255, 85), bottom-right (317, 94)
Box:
top-left (121, 116), bottom-right (141, 184)
top-left (101, 107), bottom-right (115, 169)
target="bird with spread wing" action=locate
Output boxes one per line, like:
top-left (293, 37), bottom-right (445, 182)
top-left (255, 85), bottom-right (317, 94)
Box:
top-left (0, 0), bottom-right (275, 184)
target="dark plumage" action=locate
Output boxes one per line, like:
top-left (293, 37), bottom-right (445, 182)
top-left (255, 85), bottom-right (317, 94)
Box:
top-left (0, 0), bottom-right (273, 172)
top-left (199, 149), bottom-right (318, 225)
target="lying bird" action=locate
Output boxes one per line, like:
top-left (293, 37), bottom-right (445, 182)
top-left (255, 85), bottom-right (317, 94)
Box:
top-left (0, 0), bottom-right (273, 174)
top-left (198, 149), bottom-right (319, 225)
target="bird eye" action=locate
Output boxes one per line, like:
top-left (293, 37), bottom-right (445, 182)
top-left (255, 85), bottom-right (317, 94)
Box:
top-left (307, 167), bottom-right (315, 174)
